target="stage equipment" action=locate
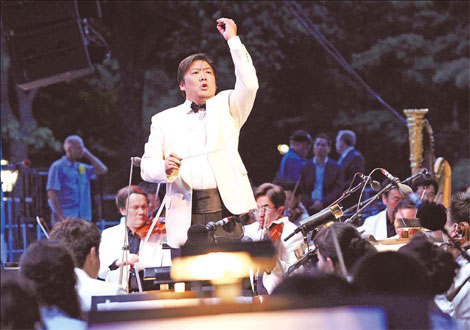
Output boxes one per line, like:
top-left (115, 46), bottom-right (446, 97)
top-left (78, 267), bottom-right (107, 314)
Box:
top-left (404, 109), bottom-right (451, 207)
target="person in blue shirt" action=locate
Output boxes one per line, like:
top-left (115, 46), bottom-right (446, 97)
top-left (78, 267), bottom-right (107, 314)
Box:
top-left (47, 135), bottom-right (108, 223)
top-left (279, 129), bottom-right (313, 181)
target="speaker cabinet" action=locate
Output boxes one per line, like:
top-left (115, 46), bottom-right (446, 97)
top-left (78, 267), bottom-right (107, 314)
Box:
top-left (1, 1), bottom-right (94, 90)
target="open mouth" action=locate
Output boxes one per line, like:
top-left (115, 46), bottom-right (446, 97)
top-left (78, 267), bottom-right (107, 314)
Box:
top-left (200, 83), bottom-right (208, 90)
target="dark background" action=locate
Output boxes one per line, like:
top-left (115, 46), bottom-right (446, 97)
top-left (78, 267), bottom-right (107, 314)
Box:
top-left (2, 1), bottom-right (469, 201)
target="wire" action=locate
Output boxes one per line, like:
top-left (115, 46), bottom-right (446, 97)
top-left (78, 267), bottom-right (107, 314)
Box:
top-left (284, 1), bottom-right (407, 126)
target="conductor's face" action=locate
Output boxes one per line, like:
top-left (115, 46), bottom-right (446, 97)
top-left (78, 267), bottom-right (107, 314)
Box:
top-left (179, 60), bottom-right (217, 104)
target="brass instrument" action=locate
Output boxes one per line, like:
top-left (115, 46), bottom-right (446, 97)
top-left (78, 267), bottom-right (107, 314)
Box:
top-left (404, 109), bottom-right (452, 208)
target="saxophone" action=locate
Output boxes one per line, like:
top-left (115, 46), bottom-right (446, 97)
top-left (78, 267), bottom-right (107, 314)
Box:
top-left (404, 109), bottom-right (451, 208)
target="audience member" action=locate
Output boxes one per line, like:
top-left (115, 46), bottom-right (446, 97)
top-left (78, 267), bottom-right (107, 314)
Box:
top-left (279, 130), bottom-right (313, 181)
top-left (99, 186), bottom-right (170, 291)
top-left (353, 250), bottom-right (459, 329)
top-left (272, 273), bottom-right (355, 301)
top-left (49, 218), bottom-right (125, 312)
top-left (335, 130), bottom-right (365, 190)
top-left (399, 234), bottom-right (459, 294)
top-left (47, 135), bottom-right (108, 223)
top-left (300, 133), bottom-right (344, 215)
top-left (352, 251), bottom-right (429, 296)
top-left (1, 274), bottom-right (41, 330)
top-left (314, 223), bottom-right (376, 278)
top-left (358, 179), bottom-right (405, 240)
top-left (19, 240), bottom-right (86, 329)
top-left (243, 183), bottom-right (305, 294)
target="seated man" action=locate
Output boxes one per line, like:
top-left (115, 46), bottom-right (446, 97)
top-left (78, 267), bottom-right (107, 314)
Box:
top-left (392, 198), bottom-right (418, 232)
top-left (49, 218), bottom-right (125, 312)
top-left (410, 177), bottom-right (439, 205)
top-left (358, 179), bottom-right (405, 240)
top-left (98, 186), bottom-right (171, 291)
top-left (243, 183), bottom-right (305, 294)
top-left (300, 133), bottom-right (344, 215)
top-left (435, 192), bottom-right (470, 326)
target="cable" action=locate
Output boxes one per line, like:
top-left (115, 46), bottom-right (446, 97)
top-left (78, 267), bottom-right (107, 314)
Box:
top-left (284, 1), bottom-right (407, 126)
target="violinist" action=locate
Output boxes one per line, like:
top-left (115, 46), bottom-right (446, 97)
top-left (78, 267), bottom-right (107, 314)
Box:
top-left (243, 183), bottom-right (305, 294)
top-left (98, 186), bottom-right (170, 291)
top-left (435, 192), bottom-right (470, 323)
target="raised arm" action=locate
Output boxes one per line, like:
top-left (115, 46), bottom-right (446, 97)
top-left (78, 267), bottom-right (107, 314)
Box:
top-left (217, 18), bottom-right (259, 128)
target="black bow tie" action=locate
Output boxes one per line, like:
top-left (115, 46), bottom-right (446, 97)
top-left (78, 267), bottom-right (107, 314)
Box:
top-left (190, 102), bottom-right (206, 113)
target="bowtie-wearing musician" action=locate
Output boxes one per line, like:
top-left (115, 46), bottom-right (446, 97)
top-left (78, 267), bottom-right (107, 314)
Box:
top-left (243, 183), bottom-right (305, 295)
top-left (140, 18), bottom-right (259, 253)
top-left (98, 186), bottom-right (170, 292)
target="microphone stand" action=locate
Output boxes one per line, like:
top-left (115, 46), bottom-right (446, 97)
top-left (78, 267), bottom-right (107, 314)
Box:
top-left (286, 246), bottom-right (317, 276)
top-left (401, 168), bottom-right (429, 185)
top-left (118, 158), bottom-right (133, 292)
top-left (344, 183), bottom-right (395, 225)
top-left (288, 180), bottom-right (368, 240)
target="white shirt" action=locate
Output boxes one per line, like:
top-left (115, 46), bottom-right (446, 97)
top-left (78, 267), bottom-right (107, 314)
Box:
top-left (184, 101), bottom-right (217, 190)
top-left (75, 268), bottom-right (125, 312)
top-left (435, 255), bottom-right (470, 327)
top-left (243, 217), bottom-right (305, 294)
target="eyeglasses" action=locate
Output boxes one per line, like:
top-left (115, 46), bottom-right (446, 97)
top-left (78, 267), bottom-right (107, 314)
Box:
top-left (253, 205), bottom-right (276, 215)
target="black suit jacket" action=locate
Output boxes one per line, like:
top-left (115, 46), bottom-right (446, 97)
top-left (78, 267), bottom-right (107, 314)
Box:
top-left (300, 159), bottom-right (344, 215)
top-left (340, 148), bottom-right (365, 188)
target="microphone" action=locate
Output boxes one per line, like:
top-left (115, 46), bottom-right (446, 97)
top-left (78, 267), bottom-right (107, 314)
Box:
top-left (419, 168), bottom-right (432, 180)
top-left (381, 168), bottom-right (413, 194)
top-left (284, 204), bottom-right (343, 241)
top-left (131, 157), bottom-right (141, 167)
top-left (206, 216), bottom-right (238, 232)
top-left (358, 173), bottom-right (381, 191)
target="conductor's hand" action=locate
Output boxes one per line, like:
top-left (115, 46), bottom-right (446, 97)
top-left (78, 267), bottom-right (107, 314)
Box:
top-left (217, 18), bottom-right (237, 41)
top-left (165, 153), bottom-right (182, 177)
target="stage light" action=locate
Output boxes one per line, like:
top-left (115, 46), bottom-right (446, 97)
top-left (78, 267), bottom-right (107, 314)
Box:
top-left (277, 144), bottom-right (289, 155)
top-left (1, 169), bottom-right (18, 193)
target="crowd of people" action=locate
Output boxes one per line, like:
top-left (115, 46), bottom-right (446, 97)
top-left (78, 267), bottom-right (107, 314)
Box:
top-left (2, 16), bottom-right (469, 330)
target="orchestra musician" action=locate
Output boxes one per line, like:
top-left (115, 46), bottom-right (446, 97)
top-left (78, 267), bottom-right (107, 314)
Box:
top-left (98, 186), bottom-right (170, 291)
top-left (243, 183), bottom-right (305, 294)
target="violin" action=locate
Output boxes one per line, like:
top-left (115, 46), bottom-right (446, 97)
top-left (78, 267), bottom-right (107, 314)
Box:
top-left (453, 222), bottom-right (470, 247)
top-left (268, 222), bottom-right (284, 242)
top-left (135, 217), bottom-right (166, 239)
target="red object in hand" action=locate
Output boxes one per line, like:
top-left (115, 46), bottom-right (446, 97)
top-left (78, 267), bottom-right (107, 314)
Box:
top-left (269, 222), bottom-right (284, 242)
top-left (135, 218), bottom-right (166, 239)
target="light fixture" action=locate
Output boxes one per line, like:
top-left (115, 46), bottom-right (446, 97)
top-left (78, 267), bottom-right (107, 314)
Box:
top-left (277, 144), bottom-right (289, 155)
top-left (1, 168), bottom-right (19, 193)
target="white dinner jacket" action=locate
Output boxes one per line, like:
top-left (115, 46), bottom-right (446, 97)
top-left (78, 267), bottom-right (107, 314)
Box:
top-left (98, 222), bottom-right (171, 289)
top-left (141, 37), bottom-right (259, 248)
top-left (358, 209), bottom-right (388, 240)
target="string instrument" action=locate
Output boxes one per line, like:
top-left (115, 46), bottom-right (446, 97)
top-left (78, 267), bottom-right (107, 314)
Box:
top-left (453, 222), bottom-right (470, 247)
top-left (268, 222), bottom-right (285, 242)
top-left (135, 217), bottom-right (166, 239)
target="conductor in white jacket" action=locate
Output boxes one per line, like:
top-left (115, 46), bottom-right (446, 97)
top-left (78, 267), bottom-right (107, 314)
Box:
top-left (141, 18), bottom-right (259, 249)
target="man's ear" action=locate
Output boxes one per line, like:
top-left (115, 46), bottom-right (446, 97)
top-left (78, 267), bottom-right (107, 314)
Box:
top-left (277, 205), bottom-right (285, 217)
top-left (179, 81), bottom-right (185, 91)
top-left (119, 207), bottom-right (126, 216)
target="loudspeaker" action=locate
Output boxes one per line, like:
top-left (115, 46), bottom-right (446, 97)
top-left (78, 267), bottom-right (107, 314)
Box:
top-left (1, 1), bottom-right (94, 90)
